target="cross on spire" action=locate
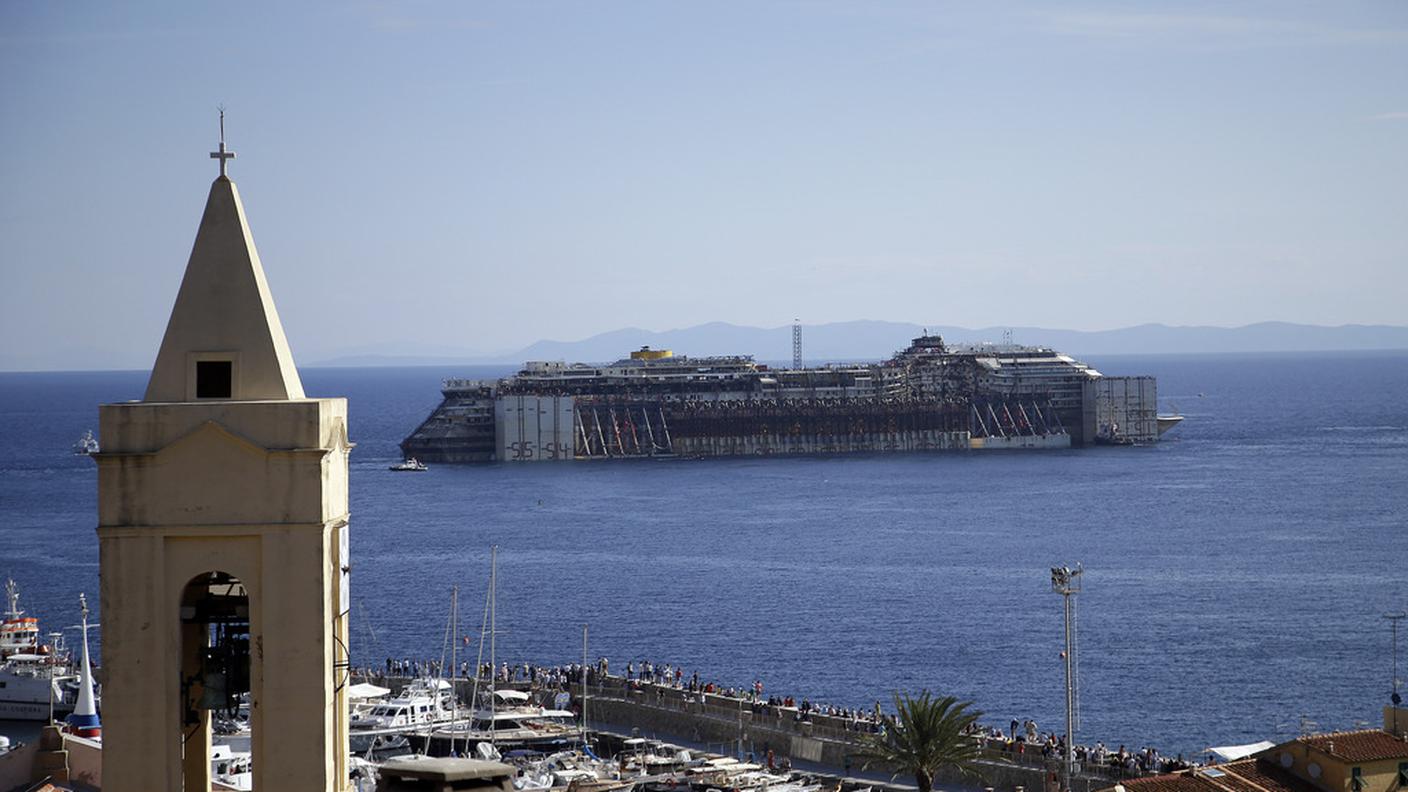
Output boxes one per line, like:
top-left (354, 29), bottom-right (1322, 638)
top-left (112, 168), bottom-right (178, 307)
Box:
top-left (210, 108), bottom-right (236, 178)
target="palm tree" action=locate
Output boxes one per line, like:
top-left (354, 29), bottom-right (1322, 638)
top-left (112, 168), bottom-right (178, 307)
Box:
top-left (856, 691), bottom-right (986, 792)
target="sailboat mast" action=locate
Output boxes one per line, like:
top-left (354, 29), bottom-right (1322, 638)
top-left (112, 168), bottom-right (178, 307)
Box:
top-left (489, 544), bottom-right (498, 746)
top-left (581, 622), bottom-right (588, 747)
top-left (450, 585), bottom-right (459, 756)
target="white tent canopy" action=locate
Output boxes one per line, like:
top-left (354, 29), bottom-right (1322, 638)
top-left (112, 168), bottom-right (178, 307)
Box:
top-left (347, 682), bottom-right (391, 700)
top-left (1207, 741), bottom-right (1275, 762)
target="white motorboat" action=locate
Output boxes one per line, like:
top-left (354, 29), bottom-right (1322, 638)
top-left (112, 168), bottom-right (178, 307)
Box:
top-left (389, 457), bottom-right (428, 472)
top-left (513, 749), bottom-right (631, 792)
top-left (349, 676), bottom-right (461, 752)
top-left (424, 703), bottom-right (580, 749)
top-left (616, 738), bottom-right (694, 775)
top-left (211, 743), bottom-right (253, 791)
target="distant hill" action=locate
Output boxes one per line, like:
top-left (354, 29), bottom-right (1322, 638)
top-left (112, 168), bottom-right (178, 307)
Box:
top-left (498, 320), bottom-right (1408, 364)
top-left (303, 320), bottom-right (1408, 368)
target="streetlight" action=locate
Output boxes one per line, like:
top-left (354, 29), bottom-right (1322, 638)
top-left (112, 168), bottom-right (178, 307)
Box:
top-left (1052, 565), bottom-right (1083, 792)
top-left (1387, 611), bottom-right (1406, 734)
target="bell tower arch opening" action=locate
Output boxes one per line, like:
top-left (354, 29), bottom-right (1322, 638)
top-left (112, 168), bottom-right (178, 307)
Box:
top-left (179, 571), bottom-right (251, 789)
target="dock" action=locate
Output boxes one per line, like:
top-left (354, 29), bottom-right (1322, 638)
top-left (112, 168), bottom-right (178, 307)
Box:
top-left (355, 672), bottom-right (1123, 792)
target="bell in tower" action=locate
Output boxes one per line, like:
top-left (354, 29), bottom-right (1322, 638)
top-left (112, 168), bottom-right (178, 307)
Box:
top-left (96, 113), bottom-right (353, 792)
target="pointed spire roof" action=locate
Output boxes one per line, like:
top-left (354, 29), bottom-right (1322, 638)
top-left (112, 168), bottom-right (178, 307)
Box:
top-left (144, 168), bottom-right (305, 402)
top-left (66, 593), bottom-right (101, 738)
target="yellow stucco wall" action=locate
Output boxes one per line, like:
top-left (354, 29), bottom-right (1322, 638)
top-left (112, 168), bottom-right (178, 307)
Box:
top-left (1263, 740), bottom-right (1407, 792)
top-left (98, 397), bottom-right (351, 792)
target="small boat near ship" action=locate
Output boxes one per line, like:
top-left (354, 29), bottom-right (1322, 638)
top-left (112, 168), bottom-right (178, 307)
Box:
top-left (73, 429), bottom-right (100, 455)
top-left (1157, 413), bottom-right (1185, 436)
top-left (389, 457), bottom-right (428, 471)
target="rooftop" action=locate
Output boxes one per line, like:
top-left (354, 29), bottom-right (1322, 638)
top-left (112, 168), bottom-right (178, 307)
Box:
top-left (1115, 758), bottom-right (1320, 792)
top-left (1299, 729), bottom-right (1408, 763)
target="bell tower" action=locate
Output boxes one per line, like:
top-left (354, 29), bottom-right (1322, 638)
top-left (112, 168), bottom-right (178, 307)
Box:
top-left (97, 114), bottom-right (352, 792)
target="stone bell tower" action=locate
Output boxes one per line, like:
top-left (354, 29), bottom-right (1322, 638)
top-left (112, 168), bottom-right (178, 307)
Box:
top-left (97, 114), bottom-right (352, 792)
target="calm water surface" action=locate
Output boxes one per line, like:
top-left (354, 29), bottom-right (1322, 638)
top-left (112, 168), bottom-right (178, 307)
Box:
top-left (1, 352), bottom-right (1405, 755)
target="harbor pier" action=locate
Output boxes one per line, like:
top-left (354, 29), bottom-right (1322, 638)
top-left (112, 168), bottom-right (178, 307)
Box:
top-left (355, 672), bottom-right (1117, 792)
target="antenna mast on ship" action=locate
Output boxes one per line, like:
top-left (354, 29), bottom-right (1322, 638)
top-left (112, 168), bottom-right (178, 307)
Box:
top-left (4, 579), bottom-right (21, 620)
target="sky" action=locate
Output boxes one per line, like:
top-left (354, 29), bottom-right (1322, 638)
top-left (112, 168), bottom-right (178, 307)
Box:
top-left (2, 1), bottom-right (1406, 370)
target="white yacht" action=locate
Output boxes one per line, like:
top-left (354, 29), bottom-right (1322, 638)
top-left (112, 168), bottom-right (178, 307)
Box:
top-left (349, 677), bottom-right (460, 752)
top-left (389, 457), bottom-right (428, 472)
top-left (419, 689), bottom-right (579, 755)
top-left (211, 743), bottom-right (253, 791)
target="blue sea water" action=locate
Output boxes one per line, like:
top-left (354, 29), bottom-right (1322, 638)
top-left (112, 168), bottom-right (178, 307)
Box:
top-left (1, 352), bottom-right (1406, 756)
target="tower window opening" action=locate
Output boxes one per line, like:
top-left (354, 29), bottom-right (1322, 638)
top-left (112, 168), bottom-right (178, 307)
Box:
top-left (196, 360), bottom-right (233, 399)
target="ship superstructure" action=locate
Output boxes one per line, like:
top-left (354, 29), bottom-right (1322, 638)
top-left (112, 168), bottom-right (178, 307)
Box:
top-left (401, 338), bottom-right (1170, 463)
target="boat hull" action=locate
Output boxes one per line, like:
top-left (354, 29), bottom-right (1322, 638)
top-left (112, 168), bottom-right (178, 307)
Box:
top-left (0, 697), bottom-right (73, 720)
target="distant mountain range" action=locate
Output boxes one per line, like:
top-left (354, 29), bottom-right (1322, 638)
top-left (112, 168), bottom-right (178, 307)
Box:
top-left (309, 320), bottom-right (1408, 367)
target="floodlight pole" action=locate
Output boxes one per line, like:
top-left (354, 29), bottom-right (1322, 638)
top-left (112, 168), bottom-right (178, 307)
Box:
top-left (1388, 611), bottom-right (1406, 733)
top-left (1052, 565), bottom-right (1083, 792)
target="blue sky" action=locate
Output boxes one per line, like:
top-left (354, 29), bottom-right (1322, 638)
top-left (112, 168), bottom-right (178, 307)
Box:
top-left (2, 2), bottom-right (1406, 370)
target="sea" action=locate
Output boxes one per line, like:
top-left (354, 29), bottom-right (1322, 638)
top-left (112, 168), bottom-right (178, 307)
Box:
top-left (2, 351), bottom-right (1406, 757)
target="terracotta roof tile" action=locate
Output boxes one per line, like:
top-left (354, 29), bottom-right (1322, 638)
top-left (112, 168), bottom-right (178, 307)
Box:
top-left (1115, 758), bottom-right (1320, 792)
top-left (1119, 770), bottom-right (1217, 792)
top-left (1222, 759), bottom-right (1324, 792)
top-left (1300, 730), bottom-right (1408, 763)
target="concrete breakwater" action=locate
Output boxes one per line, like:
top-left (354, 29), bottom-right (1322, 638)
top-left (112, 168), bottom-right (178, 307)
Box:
top-left (584, 678), bottom-right (1107, 792)
top-left (358, 673), bottom-right (1111, 792)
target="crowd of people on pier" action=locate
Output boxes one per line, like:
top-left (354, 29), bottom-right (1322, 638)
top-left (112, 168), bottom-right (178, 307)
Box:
top-left (365, 658), bottom-right (609, 688)
top-left (361, 654), bottom-right (1197, 778)
top-left (620, 659), bottom-right (890, 734)
top-left (967, 720), bottom-right (1198, 776)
